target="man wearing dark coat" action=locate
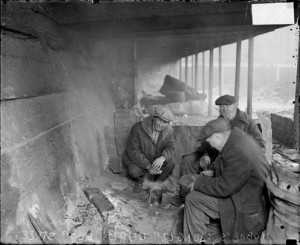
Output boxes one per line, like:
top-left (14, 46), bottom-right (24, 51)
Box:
top-left (181, 117), bottom-right (270, 244)
top-left (179, 94), bottom-right (266, 200)
top-left (122, 105), bottom-right (176, 193)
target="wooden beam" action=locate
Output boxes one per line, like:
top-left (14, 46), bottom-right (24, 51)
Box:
top-left (191, 55), bottom-right (195, 88)
top-left (247, 38), bottom-right (254, 117)
top-left (234, 40), bottom-right (242, 106)
top-left (179, 58), bottom-right (182, 80)
top-left (202, 52), bottom-right (205, 94)
top-left (208, 48), bottom-right (214, 116)
top-left (185, 56), bottom-right (188, 83)
top-left (195, 53), bottom-right (199, 90)
top-left (219, 46), bottom-right (223, 96)
top-left (294, 31), bottom-right (300, 150)
top-left (133, 38), bottom-right (138, 105)
top-left (176, 59), bottom-right (180, 79)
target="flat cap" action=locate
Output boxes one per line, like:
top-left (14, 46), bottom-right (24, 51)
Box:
top-left (154, 106), bottom-right (175, 122)
top-left (198, 117), bottom-right (230, 141)
top-left (215, 94), bottom-right (236, 105)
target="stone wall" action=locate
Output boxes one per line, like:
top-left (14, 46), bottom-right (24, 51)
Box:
top-left (1, 2), bottom-right (135, 243)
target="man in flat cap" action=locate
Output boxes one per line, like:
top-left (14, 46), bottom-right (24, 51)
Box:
top-left (180, 117), bottom-right (269, 244)
top-left (122, 105), bottom-right (176, 193)
top-left (178, 94), bottom-right (265, 201)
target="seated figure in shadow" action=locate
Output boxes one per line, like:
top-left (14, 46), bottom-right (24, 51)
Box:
top-left (179, 94), bottom-right (266, 201)
top-left (122, 105), bottom-right (176, 194)
top-left (179, 117), bottom-right (270, 244)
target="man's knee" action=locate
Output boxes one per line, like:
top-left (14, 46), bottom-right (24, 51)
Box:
top-left (185, 191), bottom-right (208, 205)
top-left (185, 192), bottom-right (198, 205)
top-left (127, 164), bottom-right (145, 179)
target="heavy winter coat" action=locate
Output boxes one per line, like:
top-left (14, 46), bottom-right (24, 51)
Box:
top-left (122, 115), bottom-right (175, 169)
top-left (229, 108), bottom-right (265, 150)
top-left (193, 127), bottom-right (270, 244)
top-left (191, 108), bottom-right (265, 163)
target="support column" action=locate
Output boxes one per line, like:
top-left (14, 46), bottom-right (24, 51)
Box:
top-left (294, 31), bottom-right (300, 150)
top-left (235, 40), bottom-right (242, 106)
top-left (185, 56), bottom-right (188, 83)
top-left (208, 48), bottom-right (214, 116)
top-left (179, 58), bottom-right (182, 80)
top-left (192, 55), bottom-right (195, 88)
top-left (202, 52), bottom-right (205, 93)
top-left (195, 53), bottom-right (199, 90)
top-left (219, 46), bottom-right (223, 96)
top-left (133, 39), bottom-right (137, 105)
top-left (247, 38), bottom-right (254, 117)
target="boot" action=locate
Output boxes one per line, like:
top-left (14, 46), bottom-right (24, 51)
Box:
top-left (133, 180), bottom-right (143, 193)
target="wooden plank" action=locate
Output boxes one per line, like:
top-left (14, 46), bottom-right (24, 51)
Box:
top-left (27, 209), bottom-right (66, 244)
top-left (44, 2), bottom-right (254, 25)
top-left (247, 38), bottom-right (254, 117)
top-left (83, 188), bottom-right (114, 220)
top-left (234, 40), bottom-right (242, 106)
top-left (208, 48), bottom-right (214, 116)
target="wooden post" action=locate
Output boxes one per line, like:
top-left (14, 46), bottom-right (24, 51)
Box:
top-left (177, 59), bottom-right (180, 79)
top-left (294, 31), bottom-right (300, 150)
top-left (208, 48), bottom-right (214, 116)
top-left (179, 58), bottom-right (182, 80)
top-left (192, 55), bottom-right (195, 88)
top-left (202, 52), bottom-right (205, 93)
top-left (195, 53), bottom-right (199, 90)
top-left (185, 56), bottom-right (188, 83)
top-left (247, 38), bottom-right (254, 117)
top-left (133, 39), bottom-right (137, 105)
top-left (219, 46), bottom-right (223, 96)
top-left (235, 40), bottom-right (242, 106)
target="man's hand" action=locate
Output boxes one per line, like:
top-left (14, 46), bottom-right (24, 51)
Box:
top-left (199, 154), bottom-right (211, 170)
top-left (149, 168), bottom-right (162, 175)
top-left (152, 156), bottom-right (165, 171)
top-left (200, 170), bottom-right (214, 177)
top-left (147, 164), bottom-right (162, 175)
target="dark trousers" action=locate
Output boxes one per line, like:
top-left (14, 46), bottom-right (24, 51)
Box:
top-left (180, 152), bottom-right (203, 198)
top-left (184, 191), bottom-right (221, 244)
top-left (126, 159), bottom-right (175, 182)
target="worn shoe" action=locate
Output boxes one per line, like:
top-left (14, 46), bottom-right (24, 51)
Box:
top-left (133, 181), bottom-right (143, 193)
top-left (170, 195), bottom-right (184, 207)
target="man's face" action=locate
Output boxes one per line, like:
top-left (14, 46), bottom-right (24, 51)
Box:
top-left (154, 117), bottom-right (170, 132)
top-left (218, 103), bottom-right (237, 121)
top-left (206, 133), bottom-right (222, 151)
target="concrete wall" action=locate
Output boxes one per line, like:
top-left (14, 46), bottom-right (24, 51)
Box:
top-left (1, 3), bottom-right (135, 243)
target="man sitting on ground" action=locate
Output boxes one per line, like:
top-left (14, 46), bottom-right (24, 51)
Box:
top-left (180, 117), bottom-right (270, 244)
top-left (179, 94), bottom-right (265, 200)
top-left (122, 105), bottom-right (176, 193)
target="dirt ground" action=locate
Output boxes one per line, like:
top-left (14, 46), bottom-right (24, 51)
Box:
top-left (67, 173), bottom-right (180, 244)
top-left (65, 143), bottom-right (299, 245)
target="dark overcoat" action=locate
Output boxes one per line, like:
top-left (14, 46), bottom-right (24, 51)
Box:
top-left (193, 127), bottom-right (270, 244)
top-left (122, 115), bottom-right (175, 169)
top-left (229, 108), bottom-right (265, 150)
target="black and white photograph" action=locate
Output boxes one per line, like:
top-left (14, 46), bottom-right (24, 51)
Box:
top-left (1, 0), bottom-right (299, 244)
